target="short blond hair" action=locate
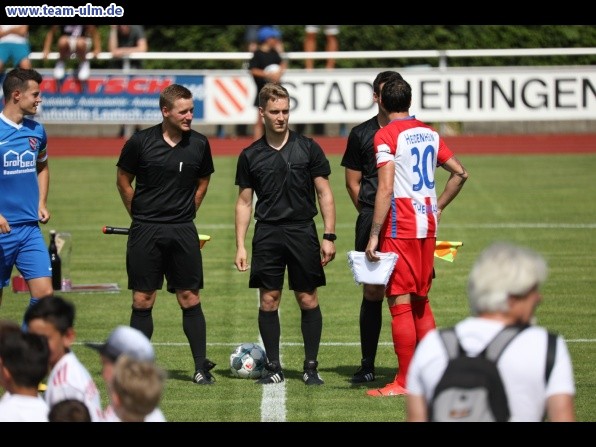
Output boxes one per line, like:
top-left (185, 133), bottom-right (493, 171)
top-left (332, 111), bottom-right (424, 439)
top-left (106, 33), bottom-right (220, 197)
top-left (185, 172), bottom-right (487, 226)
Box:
top-left (110, 354), bottom-right (167, 422)
top-left (258, 82), bottom-right (289, 109)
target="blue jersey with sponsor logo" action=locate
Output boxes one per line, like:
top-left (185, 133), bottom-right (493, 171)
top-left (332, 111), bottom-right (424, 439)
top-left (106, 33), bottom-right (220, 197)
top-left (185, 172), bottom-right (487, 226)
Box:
top-left (0, 112), bottom-right (48, 225)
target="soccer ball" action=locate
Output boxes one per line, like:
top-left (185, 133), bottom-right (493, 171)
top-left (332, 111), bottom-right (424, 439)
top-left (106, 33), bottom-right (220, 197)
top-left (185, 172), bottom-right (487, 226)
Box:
top-left (229, 343), bottom-right (267, 379)
top-left (264, 64), bottom-right (280, 74)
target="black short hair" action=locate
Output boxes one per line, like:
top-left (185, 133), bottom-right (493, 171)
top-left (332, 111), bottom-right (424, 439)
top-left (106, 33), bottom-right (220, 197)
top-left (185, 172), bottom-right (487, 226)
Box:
top-left (3, 67), bottom-right (43, 99)
top-left (0, 331), bottom-right (49, 388)
top-left (48, 399), bottom-right (92, 422)
top-left (23, 295), bottom-right (75, 334)
top-left (373, 71), bottom-right (403, 96)
top-left (380, 77), bottom-right (412, 113)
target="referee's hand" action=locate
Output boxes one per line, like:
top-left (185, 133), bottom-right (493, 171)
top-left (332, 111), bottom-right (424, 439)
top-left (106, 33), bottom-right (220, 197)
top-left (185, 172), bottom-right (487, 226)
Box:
top-left (320, 240), bottom-right (336, 266)
top-left (235, 247), bottom-right (250, 272)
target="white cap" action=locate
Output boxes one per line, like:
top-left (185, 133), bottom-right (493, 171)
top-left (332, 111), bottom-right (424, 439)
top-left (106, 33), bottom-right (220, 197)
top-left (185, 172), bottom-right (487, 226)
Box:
top-left (86, 325), bottom-right (154, 362)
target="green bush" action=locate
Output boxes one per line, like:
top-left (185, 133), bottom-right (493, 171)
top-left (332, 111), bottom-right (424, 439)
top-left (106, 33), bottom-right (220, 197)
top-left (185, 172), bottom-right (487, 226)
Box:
top-left (28, 25), bottom-right (596, 70)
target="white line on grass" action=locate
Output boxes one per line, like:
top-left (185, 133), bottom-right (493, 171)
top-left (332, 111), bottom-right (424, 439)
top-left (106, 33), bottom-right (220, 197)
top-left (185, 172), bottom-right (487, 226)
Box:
top-left (261, 382), bottom-right (286, 422)
top-left (195, 222), bottom-right (596, 230)
top-left (246, 192), bottom-right (288, 422)
top-left (257, 288), bottom-right (287, 422)
top-left (76, 339), bottom-right (596, 347)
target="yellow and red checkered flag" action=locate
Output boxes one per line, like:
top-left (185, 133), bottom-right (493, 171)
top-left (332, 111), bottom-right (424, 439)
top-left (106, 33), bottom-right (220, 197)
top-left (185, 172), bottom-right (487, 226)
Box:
top-left (198, 234), bottom-right (211, 249)
top-left (434, 241), bottom-right (463, 262)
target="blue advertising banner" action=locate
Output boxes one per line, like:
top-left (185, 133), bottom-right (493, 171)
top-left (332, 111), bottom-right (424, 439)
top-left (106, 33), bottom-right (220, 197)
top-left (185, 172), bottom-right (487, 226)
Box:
top-left (35, 73), bottom-right (206, 124)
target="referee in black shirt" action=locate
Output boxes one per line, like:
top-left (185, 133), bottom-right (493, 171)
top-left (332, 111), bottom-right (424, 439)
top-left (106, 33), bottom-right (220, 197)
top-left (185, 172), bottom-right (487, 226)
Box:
top-left (116, 84), bottom-right (216, 385)
top-left (234, 83), bottom-right (337, 385)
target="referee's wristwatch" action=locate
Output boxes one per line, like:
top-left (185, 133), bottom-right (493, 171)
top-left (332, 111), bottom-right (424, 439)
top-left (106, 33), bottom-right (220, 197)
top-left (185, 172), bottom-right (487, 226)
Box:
top-left (323, 233), bottom-right (337, 242)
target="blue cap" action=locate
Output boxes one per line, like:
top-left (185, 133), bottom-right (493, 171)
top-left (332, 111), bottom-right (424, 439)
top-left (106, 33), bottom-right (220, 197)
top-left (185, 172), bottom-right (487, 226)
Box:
top-left (257, 26), bottom-right (281, 43)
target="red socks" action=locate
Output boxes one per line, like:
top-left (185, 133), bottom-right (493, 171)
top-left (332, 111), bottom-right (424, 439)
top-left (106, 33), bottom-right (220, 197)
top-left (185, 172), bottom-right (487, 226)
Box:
top-left (388, 299), bottom-right (436, 387)
top-left (389, 304), bottom-right (415, 388)
top-left (411, 298), bottom-right (436, 342)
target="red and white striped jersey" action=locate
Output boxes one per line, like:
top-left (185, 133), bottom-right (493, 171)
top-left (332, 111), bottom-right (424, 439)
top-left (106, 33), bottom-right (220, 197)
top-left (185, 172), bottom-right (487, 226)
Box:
top-left (374, 116), bottom-right (454, 239)
top-left (44, 351), bottom-right (103, 422)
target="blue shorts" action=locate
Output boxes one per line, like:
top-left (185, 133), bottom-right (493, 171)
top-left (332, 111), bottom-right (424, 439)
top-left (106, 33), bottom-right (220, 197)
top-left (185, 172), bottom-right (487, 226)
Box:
top-left (0, 222), bottom-right (51, 287)
top-left (0, 42), bottom-right (31, 66)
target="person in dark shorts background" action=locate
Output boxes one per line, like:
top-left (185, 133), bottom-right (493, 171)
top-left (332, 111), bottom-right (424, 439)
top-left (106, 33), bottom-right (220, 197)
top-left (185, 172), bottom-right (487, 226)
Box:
top-left (340, 71), bottom-right (403, 385)
top-left (234, 82), bottom-right (337, 386)
top-left (115, 83), bottom-right (216, 385)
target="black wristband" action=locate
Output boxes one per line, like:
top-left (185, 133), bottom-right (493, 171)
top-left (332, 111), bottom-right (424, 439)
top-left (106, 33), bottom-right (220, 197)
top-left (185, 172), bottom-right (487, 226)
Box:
top-left (323, 233), bottom-right (337, 242)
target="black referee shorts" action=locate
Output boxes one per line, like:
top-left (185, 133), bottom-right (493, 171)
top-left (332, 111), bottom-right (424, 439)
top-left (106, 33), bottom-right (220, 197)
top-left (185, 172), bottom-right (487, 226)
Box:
top-left (126, 221), bottom-right (203, 293)
top-left (249, 220), bottom-right (326, 292)
top-left (355, 206), bottom-right (374, 252)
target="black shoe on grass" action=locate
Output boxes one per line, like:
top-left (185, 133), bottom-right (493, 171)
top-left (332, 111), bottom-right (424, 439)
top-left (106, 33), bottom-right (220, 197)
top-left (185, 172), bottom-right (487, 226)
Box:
top-left (256, 361), bottom-right (285, 384)
top-left (350, 360), bottom-right (375, 384)
top-left (193, 359), bottom-right (216, 385)
top-left (303, 360), bottom-right (324, 385)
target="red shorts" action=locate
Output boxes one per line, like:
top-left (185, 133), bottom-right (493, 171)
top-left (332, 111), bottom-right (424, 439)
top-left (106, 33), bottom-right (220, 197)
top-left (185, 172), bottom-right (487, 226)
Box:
top-left (379, 237), bottom-right (435, 297)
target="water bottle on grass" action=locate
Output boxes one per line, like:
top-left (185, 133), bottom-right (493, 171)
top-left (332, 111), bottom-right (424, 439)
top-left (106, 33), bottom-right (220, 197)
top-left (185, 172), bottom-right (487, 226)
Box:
top-left (49, 230), bottom-right (62, 291)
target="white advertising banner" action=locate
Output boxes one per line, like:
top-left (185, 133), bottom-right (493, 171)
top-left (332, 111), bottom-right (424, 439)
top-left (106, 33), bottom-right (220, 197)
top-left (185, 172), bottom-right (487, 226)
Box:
top-left (32, 66), bottom-right (596, 124)
top-left (205, 66), bottom-right (596, 124)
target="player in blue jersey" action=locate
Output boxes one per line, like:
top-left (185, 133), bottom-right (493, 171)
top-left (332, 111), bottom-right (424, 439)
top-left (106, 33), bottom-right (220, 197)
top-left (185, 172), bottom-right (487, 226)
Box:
top-left (0, 68), bottom-right (53, 324)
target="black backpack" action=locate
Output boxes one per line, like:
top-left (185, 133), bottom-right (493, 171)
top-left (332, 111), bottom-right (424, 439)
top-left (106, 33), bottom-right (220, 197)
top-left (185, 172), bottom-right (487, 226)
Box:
top-left (429, 325), bottom-right (557, 422)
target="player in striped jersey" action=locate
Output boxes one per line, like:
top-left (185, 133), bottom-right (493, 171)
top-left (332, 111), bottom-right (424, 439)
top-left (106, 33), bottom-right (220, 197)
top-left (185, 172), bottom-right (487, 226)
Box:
top-left (24, 296), bottom-right (104, 421)
top-left (365, 77), bottom-right (468, 396)
top-left (341, 70), bottom-right (404, 385)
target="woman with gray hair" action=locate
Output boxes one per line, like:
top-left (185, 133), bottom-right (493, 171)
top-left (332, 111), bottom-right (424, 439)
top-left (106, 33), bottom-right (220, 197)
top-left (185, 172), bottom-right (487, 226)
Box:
top-left (467, 242), bottom-right (548, 317)
top-left (406, 242), bottom-right (576, 422)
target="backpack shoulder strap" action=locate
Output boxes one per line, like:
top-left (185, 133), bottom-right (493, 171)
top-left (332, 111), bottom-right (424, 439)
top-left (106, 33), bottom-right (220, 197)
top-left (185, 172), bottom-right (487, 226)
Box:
top-left (438, 328), bottom-right (463, 360)
top-left (545, 331), bottom-right (558, 383)
top-left (483, 324), bottom-right (529, 362)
